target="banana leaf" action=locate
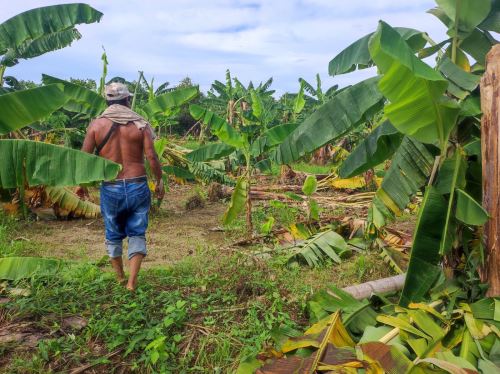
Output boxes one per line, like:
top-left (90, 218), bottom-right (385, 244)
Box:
top-left (162, 165), bottom-right (194, 180)
top-left (369, 21), bottom-right (460, 149)
top-left (436, 0), bottom-right (491, 36)
top-left (223, 177), bottom-right (247, 225)
top-left (0, 257), bottom-right (61, 281)
top-left (328, 27), bottom-right (427, 76)
top-left (288, 229), bottom-right (350, 267)
top-left (0, 84), bottom-right (67, 134)
top-left (479, 0), bottom-right (500, 33)
top-left (435, 151), bottom-right (467, 254)
top-left (400, 187), bottom-right (448, 306)
top-left (42, 74), bottom-right (106, 118)
top-left (142, 86), bottom-right (199, 119)
top-left (1, 28), bottom-right (82, 66)
top-left (0, 3), bottom-right (103, 57)
top-left (274, 77), bottom-right (384, 164)
top-left (371, 137), bottom-right (435, 227)
top-left (45, 186), bottom-right (100, 219)
top-left (188, 161), bottom-right (235, 186)
top-left (0, 140), bottom-right (121, 188)
top-left (339, 120), bottom-right (403, 178)
top-left (250, 122), bottom-right (298, 157)
top-left (189, 104), bottom-right (246, 149)
top-left (186, 142), bottom-right (235, 162)
top-left (455, 189), bottom-right (489, 225)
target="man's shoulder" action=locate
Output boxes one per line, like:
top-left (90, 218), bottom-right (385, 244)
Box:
top-left (89, 117), bottom-right (113, 132)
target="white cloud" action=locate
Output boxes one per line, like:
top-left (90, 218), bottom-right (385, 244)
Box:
top-left (3, 0), bottom-right (445, 93)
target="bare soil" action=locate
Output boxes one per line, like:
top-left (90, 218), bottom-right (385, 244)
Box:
top-left (18, 184), bottom-right (227, 268)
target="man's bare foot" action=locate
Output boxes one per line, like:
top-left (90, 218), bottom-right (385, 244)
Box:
top-left (110, 257), bottom-right (126, 285)
top-left (126, 282), bottom-right (136, 292)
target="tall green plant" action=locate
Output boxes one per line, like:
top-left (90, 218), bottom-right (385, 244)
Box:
top-left (279, 0), bottom-right (497, 304)
top-left (0, 3), bottom-right (103, 85)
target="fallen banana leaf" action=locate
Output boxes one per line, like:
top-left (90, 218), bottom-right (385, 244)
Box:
top-left (0, 257), bottom-right (61, 281)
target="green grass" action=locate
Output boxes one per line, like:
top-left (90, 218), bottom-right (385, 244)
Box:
top-left (0, 211), bottom-right (394, 373)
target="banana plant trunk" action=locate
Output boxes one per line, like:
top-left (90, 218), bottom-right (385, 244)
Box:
top-left (480, 44), bottom-right (500, 297)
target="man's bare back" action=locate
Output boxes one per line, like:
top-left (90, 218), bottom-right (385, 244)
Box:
top-left (81, 117), bottom-right (159, 180)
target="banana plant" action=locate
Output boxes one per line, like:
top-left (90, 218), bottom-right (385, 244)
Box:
top-left (0, 3), bottom-right (103, 85)
top-left (276, 0), bottom-right (497, 305)
top-left (188, 75), bottom-right (307, 234)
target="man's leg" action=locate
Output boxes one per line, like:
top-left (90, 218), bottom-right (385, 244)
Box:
top-left (125, 182), bottom-right (151, 291)
top-left (127, 252), bottom-right (144, 291)
top-left (101, 184), bottom-right (127, 285)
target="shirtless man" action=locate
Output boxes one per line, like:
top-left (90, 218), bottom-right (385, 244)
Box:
top-left (77, 83), bottom-right (164, 291)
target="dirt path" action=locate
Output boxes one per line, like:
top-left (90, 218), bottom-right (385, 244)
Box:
top-left (20, 184), bottom-right (227, 268)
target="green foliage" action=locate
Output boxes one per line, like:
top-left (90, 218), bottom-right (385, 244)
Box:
top-left (0, 257), bottom-right (60, 280)
top-left (0, 3), bottom-right (103, 67)
top-left (369, 21), bottom-right (460, 150)
top-left (288, 229), bottom-right (351, 267)
top-left (0, 84), bottom-right (67, 134)
top-left (328, 27), bottom-right (427, 76)
top-left (301, 175), bottom-right (317, 196)
top-left (223, 177), bottom-right (248, 225)
top-left (42, 74), bottom-right (106, 118)
top-left (274, 77), bottom-right (383, 164)
top-left (2, 251), bottom-right (300, 372)
top-left (339, 120), bottom-right (403, 178)
top-left (0, 140), bottom-right (120, 188)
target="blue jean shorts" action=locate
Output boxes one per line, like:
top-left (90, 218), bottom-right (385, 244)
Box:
top-left (100, 177), bottom-right (151, 260)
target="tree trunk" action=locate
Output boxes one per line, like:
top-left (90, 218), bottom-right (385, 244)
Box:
top-left (341, 274), bottom-right (406, 300)
top-left (480, 44), bottom-right (500, 297)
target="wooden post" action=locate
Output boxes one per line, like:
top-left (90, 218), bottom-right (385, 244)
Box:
top-left (480, 44), bottom-right (500, 297)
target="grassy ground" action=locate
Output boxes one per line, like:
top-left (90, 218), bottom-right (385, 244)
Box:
top-left (0, 183), bottom-right (398, 373)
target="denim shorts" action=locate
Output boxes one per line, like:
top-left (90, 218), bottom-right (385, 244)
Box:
top-left (100, 177), bottom-right (151, 259)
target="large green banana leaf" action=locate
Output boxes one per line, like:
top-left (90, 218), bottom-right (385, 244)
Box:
top-left (186, 142), bottom-right (235, 162)
top-left (368, 21), bottom-right (460, 150)
top-left (328, 28), bottom-right (427, 76)
top-left (189, 104), bottom-right (246, 149)
top-left (0, 3), bottom-right (102, 59)
top-left (339, 120), bottom-right (403, 178)
top-left (0, 257), bottom-right (61, 281)
top-left (1, 28), bottom-right (82, 67)
top-left (0, 140), bottom-right (120, 188)
top-left (371, 137), bottom-right (435, 228)
top-left (0, 84), bottom-right (67, 134)
top-left (400, 187), bottom-right (448, 306)
top-left (42, 74), bottom-right (106, 118)
top-left (274, 77), bottom-right (383, 164)
top-left (142, 86), bottom-right (199, 120)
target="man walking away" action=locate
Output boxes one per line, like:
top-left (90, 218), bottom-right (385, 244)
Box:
top-left (78, 82), bottom-right (165, 291)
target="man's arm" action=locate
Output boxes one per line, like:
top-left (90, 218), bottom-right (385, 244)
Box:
top-left (143, 127), bottom-right (165, 200)
top-left (81, 122), bottom-right (97, 154)
top-left (76, 122), bottom-right (97, 199)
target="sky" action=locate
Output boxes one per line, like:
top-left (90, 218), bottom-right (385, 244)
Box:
top-left (2, 0), bottom-right (446, 95)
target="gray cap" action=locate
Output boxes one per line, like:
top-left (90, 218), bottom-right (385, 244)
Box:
top-left (105, 82), bottom-right (133, 101)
